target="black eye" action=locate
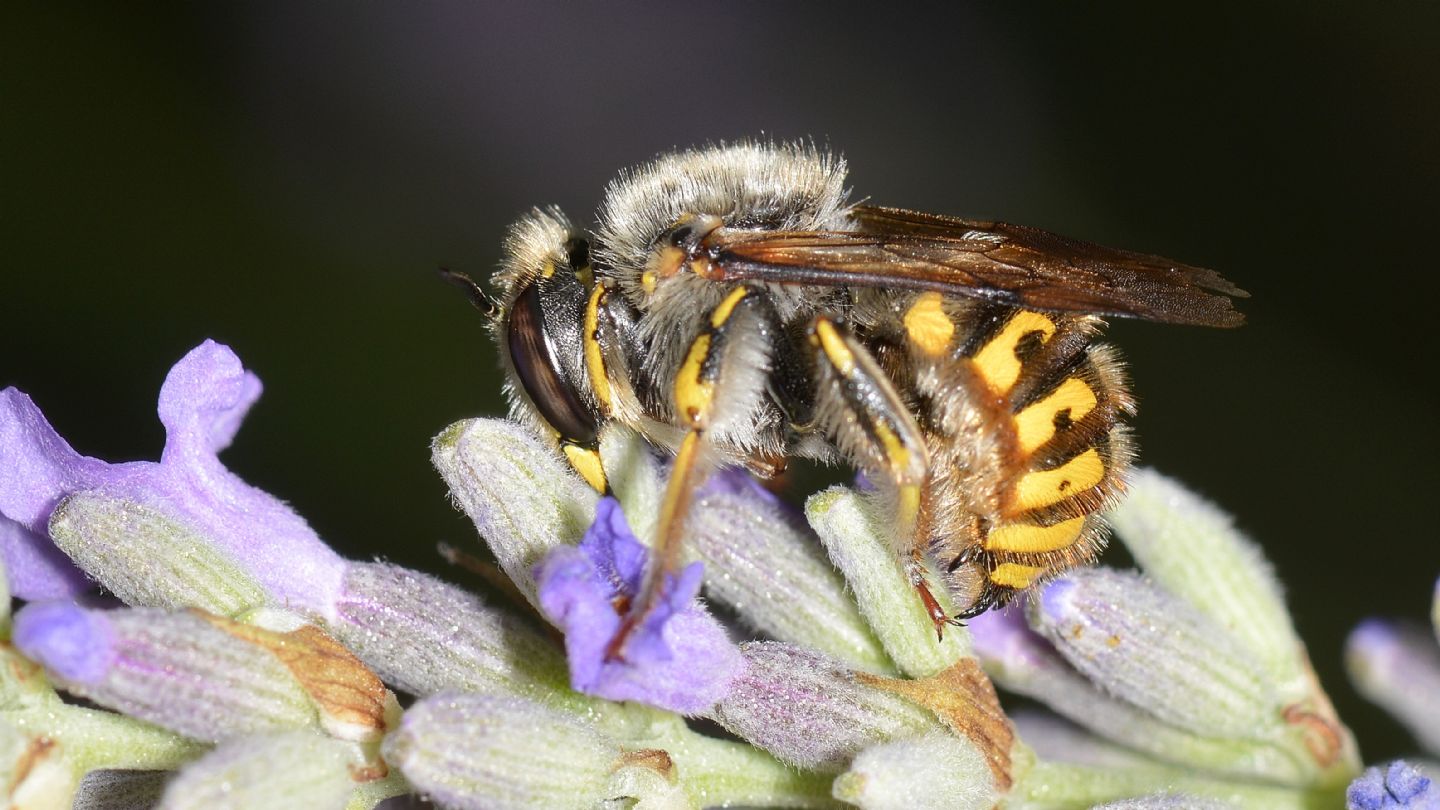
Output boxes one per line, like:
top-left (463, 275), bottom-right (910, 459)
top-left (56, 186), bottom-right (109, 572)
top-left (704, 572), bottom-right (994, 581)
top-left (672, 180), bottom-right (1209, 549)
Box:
top-left (506, 277), bottom-right (599, 444)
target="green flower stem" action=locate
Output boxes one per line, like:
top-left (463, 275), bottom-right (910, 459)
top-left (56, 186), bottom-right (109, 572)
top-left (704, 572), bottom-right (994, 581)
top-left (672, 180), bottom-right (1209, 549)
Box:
top-left (651, 720), bottom-right (840, 809)
top-left (12, 704), bottom-right (204, 773)
top-left (345, 772), bottom-right (412, 810)
top-left (1010, 760), bottom-right (1343, 810)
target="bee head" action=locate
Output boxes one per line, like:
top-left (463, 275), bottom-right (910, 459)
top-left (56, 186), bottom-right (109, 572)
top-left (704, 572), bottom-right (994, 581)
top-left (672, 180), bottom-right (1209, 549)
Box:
top-left (491, 207), bottom-right (602, 446)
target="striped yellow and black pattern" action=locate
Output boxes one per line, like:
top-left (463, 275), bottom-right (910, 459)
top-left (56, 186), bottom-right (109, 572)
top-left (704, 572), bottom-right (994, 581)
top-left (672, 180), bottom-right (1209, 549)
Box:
top-left (861, 291), bottom-right (1135, 615)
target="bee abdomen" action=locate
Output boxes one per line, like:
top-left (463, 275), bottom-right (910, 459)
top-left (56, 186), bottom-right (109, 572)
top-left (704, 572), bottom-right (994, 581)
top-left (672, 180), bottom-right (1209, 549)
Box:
top-left (973, 311), bottom-right (1133, 591)
top-left (897, 300), bottom-right (1133, 599)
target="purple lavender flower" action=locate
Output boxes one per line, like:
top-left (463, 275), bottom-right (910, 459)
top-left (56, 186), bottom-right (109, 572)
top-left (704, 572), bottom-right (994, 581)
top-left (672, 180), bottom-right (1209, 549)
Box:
top-left (1347, 762), bottom-right (1439, 810)
top-left (533, 497), bottom-right (742, 714)
top-left (0, 340), bottom-right (345, 615)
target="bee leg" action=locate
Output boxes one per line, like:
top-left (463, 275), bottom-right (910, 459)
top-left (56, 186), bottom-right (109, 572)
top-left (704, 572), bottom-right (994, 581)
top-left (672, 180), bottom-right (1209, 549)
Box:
top-left (805, 316), bottom-right (958, 638)
top-left (606, 285), bottom-right (772, 660)
top-left (909, 549), bottom-right (966, 639)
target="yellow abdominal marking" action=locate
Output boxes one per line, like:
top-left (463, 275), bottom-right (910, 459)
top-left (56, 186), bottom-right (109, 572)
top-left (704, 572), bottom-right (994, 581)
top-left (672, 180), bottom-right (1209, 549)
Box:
top-left (813, 320), bottom-right (857, 375)
top-left (711, 286), bottom-right (750, 328)
top-left (582, 285), bottom-right (613, 413)
top-left (641, 271), bottom-right (658, 295)
top-left (1013, 377), bottom-right (1098, 455)
top-left (972, 311), bottom-right (1057, 394)
top-left (985, 516), bottom-right (1087, 553)
top-left (903, 292), bottom-right (954, 355)
top-left (563, 445), bottom-right (608, 493)
top-left (1011, 448), bottom-right (1106, 513)
top-left (990, 562), bottom-right (1045, 589)
top-left (674, 334), bottom-right (715, 426)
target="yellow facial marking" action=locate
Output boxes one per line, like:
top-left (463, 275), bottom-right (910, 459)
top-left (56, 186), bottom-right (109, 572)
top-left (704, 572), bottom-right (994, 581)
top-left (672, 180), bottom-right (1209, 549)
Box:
top-left (540, 260), bottom-right (556, 279)
top-left (990, 562), bottom-right (1044, 589)
top-left (710, 286), bottom-right (750, 328)
top-left (984, 516), bottom-right (1086, 553)
top-left (582, 285), bottom-right (613, 413)
top-left (575, 265), bottom-right (594, 288)
top-left (972, 311), bottom-right (1057, 395)
top-left (1013, 377), bottom-right (1099, 456)
top-left (563, 445), bottom-right (608, 493)
top-left (903, 292), bottom-right (954, 355)
top-left (813, 319), bottom-right (857, 375)
top-left (1010, 448), bottom-right (1106, 513)
top-left (674, 334), bottom-right (714, 427)
top-left (640, 271), bottom-right (658, 295)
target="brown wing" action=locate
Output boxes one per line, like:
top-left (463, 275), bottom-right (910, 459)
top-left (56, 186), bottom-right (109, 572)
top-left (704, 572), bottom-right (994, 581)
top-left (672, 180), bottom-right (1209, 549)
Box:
top-left (704, 204), bottom-right (1247, 327)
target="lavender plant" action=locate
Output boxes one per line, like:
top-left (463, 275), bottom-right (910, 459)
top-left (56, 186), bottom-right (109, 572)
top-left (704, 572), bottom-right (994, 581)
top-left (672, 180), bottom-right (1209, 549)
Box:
top-left (0, 339), bottom-right (1427, 808)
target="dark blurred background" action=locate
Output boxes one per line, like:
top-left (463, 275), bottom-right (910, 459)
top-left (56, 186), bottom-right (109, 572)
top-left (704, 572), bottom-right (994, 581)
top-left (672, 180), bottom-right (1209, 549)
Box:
top-left (4, 3), bottom-right (1437, 758)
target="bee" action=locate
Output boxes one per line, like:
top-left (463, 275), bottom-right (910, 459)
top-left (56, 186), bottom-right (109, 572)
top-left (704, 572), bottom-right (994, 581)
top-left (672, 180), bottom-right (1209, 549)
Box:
top-left (449, 142), bottom-right (1244, 647)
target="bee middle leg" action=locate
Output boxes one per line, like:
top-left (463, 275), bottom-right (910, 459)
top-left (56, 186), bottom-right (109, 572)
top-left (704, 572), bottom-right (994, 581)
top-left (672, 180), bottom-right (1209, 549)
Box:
top-left (804, 316), bottom-right (958, 639)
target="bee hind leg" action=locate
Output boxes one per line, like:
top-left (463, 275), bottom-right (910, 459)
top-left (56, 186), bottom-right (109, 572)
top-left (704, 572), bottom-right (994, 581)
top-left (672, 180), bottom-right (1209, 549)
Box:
top-left (806, 316), bottom-right (963, 639)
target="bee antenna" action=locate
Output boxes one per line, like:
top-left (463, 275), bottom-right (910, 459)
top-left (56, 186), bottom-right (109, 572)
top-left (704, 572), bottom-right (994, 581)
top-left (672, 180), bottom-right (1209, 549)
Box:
top-left (439, 267), bottom-right (500, 318)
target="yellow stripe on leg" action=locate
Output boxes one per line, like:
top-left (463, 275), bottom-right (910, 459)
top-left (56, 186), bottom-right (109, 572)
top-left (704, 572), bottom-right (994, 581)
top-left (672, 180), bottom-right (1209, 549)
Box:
top-left (811, 319), bottom-right (857, 375)
top-left (710, 286), bottom-right (750, 327)
top-left (674, 335), bottom-right (715, 428)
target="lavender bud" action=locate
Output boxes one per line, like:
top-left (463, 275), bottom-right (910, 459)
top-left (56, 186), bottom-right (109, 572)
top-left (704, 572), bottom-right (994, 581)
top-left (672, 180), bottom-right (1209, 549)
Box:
top-left (710, 642), bottom-right (936, 771)
top-left (689, 468), bottom-right (890, 673)
top-left (158, 732), bottom-right (356, 810)
top-left (832, 731), bottom-right (996, 810)
top-left (383, 692), bottom-right (620, 810)
top-left (1346, 620), bottom-right (1440, 756)
top-left (431, 419), bottom-right (598, 607)
top-left (14, 604), bottom-right (317, 742)
top-left (806, 486), bottom-right (966, 678)
top-left (1028, 570), bottom-right (1276, 739)
top-left (48, 492), bottom-right (269, 617)
top-left (1108, 469), bottom-right (1299, 687)
top-left (330, 562), bottom-right (572, 705)
top-left (969, 608), bottom-right (1311, 783)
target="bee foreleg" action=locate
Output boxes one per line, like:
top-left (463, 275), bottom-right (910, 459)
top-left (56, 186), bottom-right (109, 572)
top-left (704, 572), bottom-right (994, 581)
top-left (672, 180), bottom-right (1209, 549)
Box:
top-left (607, 285), bottom-right (773, 660)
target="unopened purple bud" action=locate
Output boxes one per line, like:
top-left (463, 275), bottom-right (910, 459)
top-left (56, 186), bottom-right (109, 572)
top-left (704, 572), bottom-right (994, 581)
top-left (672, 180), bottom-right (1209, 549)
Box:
top-left (11, 601), bottom-right (116, 685)
top-left (1029, 569), bottom-right (1276, 739)
top-left (711, 642), bottom-right (936, 771)
top-left (14, 604), bottom-right (317, 742)
top-left (1347, 619), bottom-right (1440, 756)
top-left (330, 562), bottom-right (572, 705)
